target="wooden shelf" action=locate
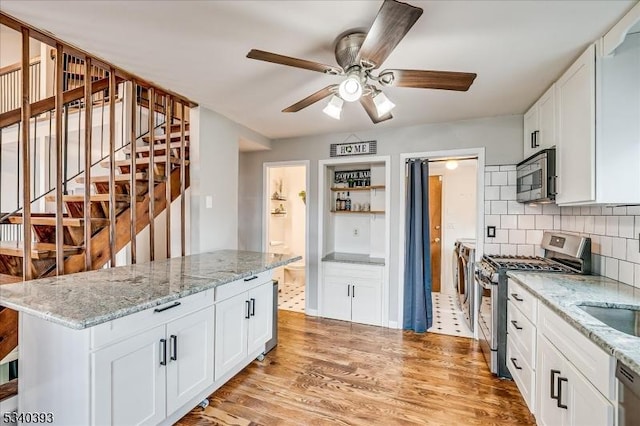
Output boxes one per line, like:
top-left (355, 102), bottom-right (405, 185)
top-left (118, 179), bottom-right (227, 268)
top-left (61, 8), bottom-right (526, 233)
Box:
top-left (330, 210), bottom-right (385, 214)
top-left (271, 197), bottom-right (287, 201)
top-left (271, 212), bottom-right (287, 216)
top-left (330, 185), bottom-right (385, 192)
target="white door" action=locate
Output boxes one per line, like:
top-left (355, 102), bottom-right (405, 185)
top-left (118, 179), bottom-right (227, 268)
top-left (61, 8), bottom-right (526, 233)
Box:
top-left (92, 325), bottom-right (167, 426)
top-left (166, 306), bottom-right (215, 414)
top-left (556, 43), bottom-right (596, 205)
top-left (564, 360), bottom-right (614, 426)
top-left (523, 104), bottom-right (539, 158)
top-left (322, 276), bottom-right (352, 322)
top-left (214, 292), bottom-right (249, 381)
top-left (247, 282), bottom-right (274, 355)
top-left (536, 335), bottom-right (567, 426)
top-left (537, 84), bottom-right (556, 150)
top-left (350, 278), bottom-right (382, 326)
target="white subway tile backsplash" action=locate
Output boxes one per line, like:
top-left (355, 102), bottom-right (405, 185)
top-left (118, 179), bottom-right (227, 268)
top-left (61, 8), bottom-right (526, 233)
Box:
top-left (575, 216), bottom-right (585, 233)
top-left (543, 204), bottom-right (561, 215)
top-left (508, 201), bottom-right (524, 215)
top-left (509, 230), bottom-right (526, 244)
top-left (584, 216), bottom-right (595, 234)
top-left (492, 201), bottom-right (508, 215)
top-left (627, 206), bottom-right (640, 215)
top-left (635, 216), bottom-right (640, 238)
top-left (554, 215), bottom-right (562, 230)
top-left (485, 201), bottom-right (491, 214)
top-left (600, 236), bottom-right (613, 257)
top-left (485, 186), bottom-right (500, 200)
top-left (526, 230), bottom-right (544, 245)
top-left (605, 258), bottom-right (619, 280)
top-left (524, 204), bottom-right (542, 215)
top-left (508, 171), bottom-right (517, 186)
top-left (580, 207), bottom-right (591, 216)
top-left (594, 216), bottom-right (606, 234)
top-left (484, 172), bottom-right (492, 186)
top-left (619, 261), bottom-right (634, 286)
top-left (485, 166), bottom-right (500, 172)
top-left (606, 216), bottom-right (619, 236)
top-left (561, 206), bottom-right (573, 216)
top-left (500, 186), bottom-right (516, 200)
top-left (517, 245), bottom-right (534, 256)
top-left (500, 165), bottom-right (516, 171)
top-left (592, 254), bottom-right (603, 275)
top-left (612, 237), bottom-right (627, 260)
top-left (484, 243), bottom-right (500, 254)
top-left (501, 215), bottom-right (518, 229)
top-left (602, 206), bottom-right (613, 216)
top-left (635, 264), bottom-right (640, 288)
top-left (518, 215), bottom-right (535, 229)
top-left (591, 235), bottom-right (601, 255)
top-left (492, 171), bottom-right (507, 186)
top-left (501, 244), bottom-right (518, 256)
top-left (494, 229), bottom-right (509, 244)
top-left (536, 215), bottom-right (554, 230)
top-left (590, 206), bottom-right (602, 215)
top-left (627, 239), bottom-right (640, 264)
top-left (619, 216), bottom-right (634, 238)
top-left (486, 215), bottom-right (500, 227)
top-left (613, 206), bottom-right (627, 215)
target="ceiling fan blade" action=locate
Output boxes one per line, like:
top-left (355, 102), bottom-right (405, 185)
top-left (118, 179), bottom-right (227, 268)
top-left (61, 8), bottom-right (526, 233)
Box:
top-left (382, 69), bottom-right (477, 91)
top-left (247, 49), bottom-right (343, 75)
top-left (356, 0), bottom-right (423, 69)
top-left (282, 85), bottom-right (338, 112)
top-left (360, 94), bottom-right (393, 124)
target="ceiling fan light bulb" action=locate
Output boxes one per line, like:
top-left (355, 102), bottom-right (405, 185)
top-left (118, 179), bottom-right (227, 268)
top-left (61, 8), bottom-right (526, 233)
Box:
top-left (338, 76), bottom-right (362, 102)
top-left (322, 95), bottom-right (343, 120)
top-left (373, 91), bottom-right (396, 117)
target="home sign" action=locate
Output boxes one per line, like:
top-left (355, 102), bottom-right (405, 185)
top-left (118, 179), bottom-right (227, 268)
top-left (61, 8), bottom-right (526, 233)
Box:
top-left (330, 140), bottom-right (377, 157)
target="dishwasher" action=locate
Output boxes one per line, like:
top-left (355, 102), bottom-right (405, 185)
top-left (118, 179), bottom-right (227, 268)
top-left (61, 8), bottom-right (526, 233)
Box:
top-left (616, 361), bottom-right (640, 426)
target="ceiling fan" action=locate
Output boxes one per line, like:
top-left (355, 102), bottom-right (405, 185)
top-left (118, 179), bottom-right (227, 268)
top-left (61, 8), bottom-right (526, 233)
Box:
top-left (246, 0), bottom-right (477, 123)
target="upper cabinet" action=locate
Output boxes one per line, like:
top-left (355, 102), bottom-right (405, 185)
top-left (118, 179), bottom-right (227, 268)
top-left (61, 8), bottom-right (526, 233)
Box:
top-left (523, 84), bottom-right (557, 159)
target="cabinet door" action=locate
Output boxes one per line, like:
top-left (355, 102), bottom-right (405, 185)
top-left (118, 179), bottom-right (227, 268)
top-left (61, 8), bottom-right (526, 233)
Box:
top-left (536, 335), bottom-right (567, 426)
top-left (247, 282), bottom-right (274, 355)
top-left (350, 278), bottom-right (382, 326)
top-left (166, 306), bottom-right (215, 414)
top-left (537, 84), bottom-right (556, 150)
top-left (214, 292), bottom-right (249, 381)
top-left (563, 360), bottom-right (614, 426)
top-left (92, 325), bottom-right (167, 426)
top-left (556, 43), bottom-right (596, 205)
top-left (523, 104), bottom-right (539, 159)
top-left (322, 276), bottom-right (352, 322)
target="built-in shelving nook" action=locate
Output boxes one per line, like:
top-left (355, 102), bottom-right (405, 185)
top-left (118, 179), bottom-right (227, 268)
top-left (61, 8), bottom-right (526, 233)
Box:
top-left (318, 156), bottom-right (391, 328)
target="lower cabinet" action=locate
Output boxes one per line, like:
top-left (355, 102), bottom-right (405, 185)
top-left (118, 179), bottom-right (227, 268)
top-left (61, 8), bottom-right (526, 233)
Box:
top-left (215, 280), bottom-right (273, 381)
top-left (93, 306), bottom-right (214, 425)
top-left (322, 262), bottom-right (383, 326)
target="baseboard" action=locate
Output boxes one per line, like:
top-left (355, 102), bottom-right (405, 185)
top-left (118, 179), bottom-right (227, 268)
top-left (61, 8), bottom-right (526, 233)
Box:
top-left (305, 308), bottom-right (318, 316)
top-left (388, 320), bottom-right (400, 329)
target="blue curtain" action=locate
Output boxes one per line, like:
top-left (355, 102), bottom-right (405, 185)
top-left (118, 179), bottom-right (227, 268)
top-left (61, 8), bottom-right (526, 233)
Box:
top-left (403, 160), bottom-right (433, 332)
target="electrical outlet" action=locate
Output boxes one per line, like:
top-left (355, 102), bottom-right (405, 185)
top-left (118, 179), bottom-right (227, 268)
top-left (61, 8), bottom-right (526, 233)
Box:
top-left (205, 195), bottom-right (213, 209)
top-left (353, 228), bottom-right (359, 237)
top-left (487, 226), bottom-right (496, 238)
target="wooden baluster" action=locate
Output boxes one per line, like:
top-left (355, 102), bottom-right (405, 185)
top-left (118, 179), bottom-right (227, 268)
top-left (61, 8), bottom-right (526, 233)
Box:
top-left (83, 57), bottom-right (93, 271)
top-left (148, 87), bottom-right (155, 261)
top-left (55, 43), bottom-right (64, 275)
top-left (129, 81), bottom-right (137, 264)
top-left (108, 68), bottom-right (116, 267)
top-left (165, 96), bottom-right (172, 259)
top-left (21, 27), bottom-right (33, 280)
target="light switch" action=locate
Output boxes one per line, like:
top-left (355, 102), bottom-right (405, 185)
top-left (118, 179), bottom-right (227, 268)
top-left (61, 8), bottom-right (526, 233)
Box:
top-left (205, 195), bottom-right (213, 209)
top-left (487, 226), bottom-right (496, 238)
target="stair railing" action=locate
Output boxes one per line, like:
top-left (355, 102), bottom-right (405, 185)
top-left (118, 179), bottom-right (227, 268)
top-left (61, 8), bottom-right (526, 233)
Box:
top-left (0, 58), bottom-right (41, 114)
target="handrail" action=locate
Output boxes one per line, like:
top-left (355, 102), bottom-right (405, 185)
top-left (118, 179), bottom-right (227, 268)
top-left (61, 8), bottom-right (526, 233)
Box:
top-left (0, 56), bottom-right (41, 77)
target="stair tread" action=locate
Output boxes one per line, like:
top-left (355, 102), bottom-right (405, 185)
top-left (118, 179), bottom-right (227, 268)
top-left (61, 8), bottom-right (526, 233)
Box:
top-left (6, 216), bottom-right (109, 227)
top-left (100, 156), bottom-right (184, 168)
top-left (76, 173), bottom-right (164, 183)
top-left (0, 274), bottom-right (21, 285)
top-left (0, 379), bottom-right (17, 403)
top-left (44, 194), bottom-right (139, 203)
top-left (124, 140), bottom-right (190, 154)
top-left (141, 131), bottom-right (190, 143)
top-left (0, 241), bottom-right (83, 259)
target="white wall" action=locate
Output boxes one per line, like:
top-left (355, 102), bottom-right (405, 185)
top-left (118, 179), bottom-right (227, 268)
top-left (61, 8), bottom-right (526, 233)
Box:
top-left (430, 160), bottom-right (477, 295)
top-left (0, 26), bottom-right (40, 67)
top-left (238, 114), bottom-right (523, 321)
top-left (191, 106), bottom-right (270, 254)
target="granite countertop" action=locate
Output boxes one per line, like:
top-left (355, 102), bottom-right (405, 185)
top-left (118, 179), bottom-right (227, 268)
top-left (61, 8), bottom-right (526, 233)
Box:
top-left (322, 252), bottom-right (385, 266)
top-left (507, 271), bottom-right (640, 376)
top-left (0, 250), bottom-right (300, 330)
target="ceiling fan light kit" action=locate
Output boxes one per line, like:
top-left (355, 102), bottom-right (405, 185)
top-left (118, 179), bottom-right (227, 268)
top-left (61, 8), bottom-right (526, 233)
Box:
top-left (247, 0), bottom-right (477, 123)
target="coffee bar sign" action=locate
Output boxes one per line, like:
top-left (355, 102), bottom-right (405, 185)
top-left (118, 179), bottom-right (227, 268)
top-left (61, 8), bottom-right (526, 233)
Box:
top-left (330, 140), bottom-right (377, 157)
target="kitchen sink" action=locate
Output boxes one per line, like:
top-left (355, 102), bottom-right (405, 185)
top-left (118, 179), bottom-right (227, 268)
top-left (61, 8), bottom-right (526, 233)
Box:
top-left (577, 304), bottom-right (640, 337)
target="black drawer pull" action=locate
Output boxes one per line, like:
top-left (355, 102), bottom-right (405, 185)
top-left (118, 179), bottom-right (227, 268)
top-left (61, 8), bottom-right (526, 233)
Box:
top-left (170, 335), bottom-right (178, 361)
top-left (551, 369), bottom-right (561, 400)
top-left (250, 298), bottom-right (256, 317)
top-left (511, 320), bottom-right (523, 330)
top-left (511, 293), bottom-right (524, 302)
top-left (557, 377), bottom-right (568, 409)
top-left (160, 339), bottom-right (167, 366)
top-left (245, 300), bottom-right (251, 319)
top-left (510, 357), bottom-right (523, 370)
top-left (244, 275), bottom-right (258, 282)
top-left (154, 301), bottom-right (181, 313)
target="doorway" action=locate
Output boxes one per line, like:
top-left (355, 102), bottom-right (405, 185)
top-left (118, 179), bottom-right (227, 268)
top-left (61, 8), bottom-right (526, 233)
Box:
top-left (263, 162), bottom-right (309, 314)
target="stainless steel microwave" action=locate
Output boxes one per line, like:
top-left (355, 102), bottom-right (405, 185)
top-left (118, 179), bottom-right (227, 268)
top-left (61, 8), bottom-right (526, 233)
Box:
top-left (516, 148), bottom-right (556, 203)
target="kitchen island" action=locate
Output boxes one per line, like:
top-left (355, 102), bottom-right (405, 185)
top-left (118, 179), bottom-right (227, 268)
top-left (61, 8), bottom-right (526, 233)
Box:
top-left (0, 250), bottom-right (300, 426)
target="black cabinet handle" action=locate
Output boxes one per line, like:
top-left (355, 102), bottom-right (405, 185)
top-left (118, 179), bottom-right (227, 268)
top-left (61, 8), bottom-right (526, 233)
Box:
top-left (550, 369), bottom-right (561, 400)
top-left (244, 275), bottom-right (258, 282)
top-left (511, 293), bottom-right (524, 302)
top-left (557, 377), bottom-right (568, 409)
top-left (250, 298), bottom-right (256, 317)
top-left (154, 301), bottom-right (181, 313)
top-left (530, 132), bottom-right (535, 149)
top-left (170, 335), bottom-right (178, 361)
top-left (245, 300), bottom-right (251, 319)
top-left (533, 130), bottom-right (540, 148)
top-left (352, 285), bottom-right (355, 298)
top-left (160, 339), bottom-right (167, 366)
top-left (511, 320), bottom-right (523, 330)
top-left (347, 285), bottom-right (350, 297)
top-left (510, 357), bottom-right (523, 370)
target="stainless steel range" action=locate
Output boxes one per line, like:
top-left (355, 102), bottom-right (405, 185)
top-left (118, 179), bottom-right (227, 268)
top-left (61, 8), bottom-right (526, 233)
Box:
top-left (475, 231), bottom-right (591, 378)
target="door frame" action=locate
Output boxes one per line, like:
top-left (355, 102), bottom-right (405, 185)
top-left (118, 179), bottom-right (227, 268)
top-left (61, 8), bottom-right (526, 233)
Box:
top-left (428, 175), bottom-right (443, 293)
top-left (262, 160), bottom-right (311, 313)
top-left (397, 148), bottom-right (485, 329)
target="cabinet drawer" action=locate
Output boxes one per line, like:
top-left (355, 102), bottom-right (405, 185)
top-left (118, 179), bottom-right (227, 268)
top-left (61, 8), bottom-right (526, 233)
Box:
top-left (507, 338), bottom-right (535, 413)
top-left (538, 303), bottom-right (615, 399)
top-left (91, 289), bottom-right (214, 350)
top-left (214, 270), bottom-right (273, 302)
top-left (323, 262), bottom-right (383, 281)
top-left (508, 278), bottom-right (537, 323)
top-left (507, 300), bottom-right (536, 368)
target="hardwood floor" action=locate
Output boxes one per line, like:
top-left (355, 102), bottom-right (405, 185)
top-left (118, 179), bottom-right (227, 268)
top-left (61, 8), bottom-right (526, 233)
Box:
top-left (178, 311), bottom-right (536, 426)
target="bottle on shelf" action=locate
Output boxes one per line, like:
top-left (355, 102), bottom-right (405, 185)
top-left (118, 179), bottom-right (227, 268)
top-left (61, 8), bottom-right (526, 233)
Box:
top-left (336, 192), bottom-right (342, 211)
top-left (346, 192), bottom-right (351, 211)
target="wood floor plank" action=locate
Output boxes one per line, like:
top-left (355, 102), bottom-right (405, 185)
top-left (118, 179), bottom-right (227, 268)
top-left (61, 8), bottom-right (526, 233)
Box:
top-left (178, 311), bottom-right (535, 425)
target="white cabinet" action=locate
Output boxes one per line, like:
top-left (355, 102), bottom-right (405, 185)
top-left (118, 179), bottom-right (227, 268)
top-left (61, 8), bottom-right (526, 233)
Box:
top-left (555, 43), bottom-right (596, 205)
top-left (92, 306), bottom-right (214, 425)
top-left (523, 84), bottom-right (556, 159)
top-left (321, 263), bottom-right (383, 326)
top-left (215, 280), bottom-right (273, 381)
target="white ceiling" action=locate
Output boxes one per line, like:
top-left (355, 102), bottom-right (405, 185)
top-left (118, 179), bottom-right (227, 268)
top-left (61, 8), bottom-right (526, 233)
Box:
top-left (1, 0), bottom-right (636, 140)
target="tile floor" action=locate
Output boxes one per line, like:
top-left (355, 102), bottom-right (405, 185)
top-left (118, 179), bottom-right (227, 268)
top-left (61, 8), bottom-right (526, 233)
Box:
top-left (428, 292), bottom-right (474, 338)
top-left (278, 279), bottom-right (305, 313)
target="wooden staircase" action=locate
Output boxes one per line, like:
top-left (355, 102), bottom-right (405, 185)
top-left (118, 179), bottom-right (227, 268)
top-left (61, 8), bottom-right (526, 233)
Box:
top-left (0, 120), bottom-right (190, 361)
